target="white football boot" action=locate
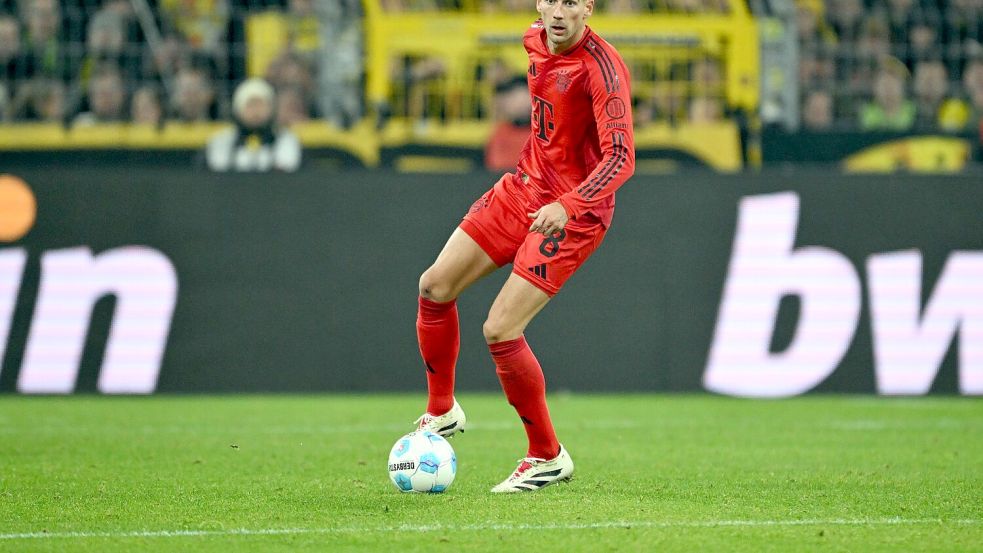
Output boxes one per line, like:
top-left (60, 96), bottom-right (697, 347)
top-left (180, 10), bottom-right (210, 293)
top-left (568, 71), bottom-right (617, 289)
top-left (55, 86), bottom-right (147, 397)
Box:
top-left (490, 444), bottom-right (574, 493)
top-left (414, 399), bottom-right (466, 438)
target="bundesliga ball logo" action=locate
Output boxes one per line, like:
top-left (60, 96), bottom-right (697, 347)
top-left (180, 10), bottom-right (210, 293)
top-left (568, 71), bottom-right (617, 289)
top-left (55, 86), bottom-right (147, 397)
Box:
top-left (387, 431), bottom-right (457, 493)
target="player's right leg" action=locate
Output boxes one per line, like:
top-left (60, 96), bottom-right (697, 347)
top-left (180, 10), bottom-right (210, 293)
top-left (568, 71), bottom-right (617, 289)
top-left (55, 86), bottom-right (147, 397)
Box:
top-left (416, 228), bottom-right (499, 437)
top-left (419, 227), bottom-right (499, 304)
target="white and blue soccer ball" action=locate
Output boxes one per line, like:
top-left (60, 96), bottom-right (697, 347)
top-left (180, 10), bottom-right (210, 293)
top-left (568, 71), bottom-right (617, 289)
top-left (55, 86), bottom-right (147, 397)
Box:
top-left (387, 431), bottom-right (456, 493)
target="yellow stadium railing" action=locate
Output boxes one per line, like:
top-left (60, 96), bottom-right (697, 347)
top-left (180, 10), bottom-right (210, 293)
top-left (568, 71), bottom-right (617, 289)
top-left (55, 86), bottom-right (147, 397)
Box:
top-left (364, 7), bottom-right (758, 117)
top-left (1, 1), bottom-right (759, 172)
top-left (364, 2), bottom-right (757, 170)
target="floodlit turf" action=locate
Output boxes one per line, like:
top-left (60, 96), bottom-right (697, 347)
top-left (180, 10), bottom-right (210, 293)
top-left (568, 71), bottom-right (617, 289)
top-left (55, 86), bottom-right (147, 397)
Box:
top-left (0, 394), bottom-right (981, 552)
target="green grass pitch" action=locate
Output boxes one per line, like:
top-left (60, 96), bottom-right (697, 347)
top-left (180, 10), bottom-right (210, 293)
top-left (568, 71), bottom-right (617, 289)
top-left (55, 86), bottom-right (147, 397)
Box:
top-left (1, 394), bottom-right (981, 552)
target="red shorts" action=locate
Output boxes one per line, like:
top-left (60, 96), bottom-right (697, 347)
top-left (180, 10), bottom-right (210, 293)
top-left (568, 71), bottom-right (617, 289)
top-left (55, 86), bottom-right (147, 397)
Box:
top-left (460, 172), bottom-right (607, 296)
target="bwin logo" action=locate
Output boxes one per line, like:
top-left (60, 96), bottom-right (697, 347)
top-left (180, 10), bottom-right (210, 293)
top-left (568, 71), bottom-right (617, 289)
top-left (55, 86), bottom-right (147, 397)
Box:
top-left (0, 175), bottom-right (178, 394)
top-left (706, 192), bottom-right (983, 398)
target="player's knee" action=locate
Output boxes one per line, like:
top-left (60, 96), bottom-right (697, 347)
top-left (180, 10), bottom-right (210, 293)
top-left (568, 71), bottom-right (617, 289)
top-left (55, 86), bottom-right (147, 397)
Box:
top-left (482, 318), bottom-right (520, 344)
top-left (419, 269), bottom-right (455, 302)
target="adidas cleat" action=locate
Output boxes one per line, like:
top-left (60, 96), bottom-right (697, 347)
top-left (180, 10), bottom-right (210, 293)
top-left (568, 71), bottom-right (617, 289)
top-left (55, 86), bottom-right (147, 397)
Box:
top-left (490, 444), bottom-right (574, 493)
top-left (414, 399), bottom-right (466, 438)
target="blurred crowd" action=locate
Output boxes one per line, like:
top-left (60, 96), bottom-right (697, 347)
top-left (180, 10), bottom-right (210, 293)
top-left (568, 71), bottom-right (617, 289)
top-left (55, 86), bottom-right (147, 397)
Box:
top-left (0, 0), bottom-right (362, 128)
top-left (797, 0), bottom-right (983, 132)
top-left (379, 0), bottom-right (733, 11)
top-left (0, 0), bottom-right (981, 135)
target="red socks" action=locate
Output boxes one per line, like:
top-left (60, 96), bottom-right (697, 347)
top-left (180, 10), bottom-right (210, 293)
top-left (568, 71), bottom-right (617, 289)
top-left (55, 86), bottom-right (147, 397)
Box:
top-left (417, 297), bottom-right (459, 416)
top-left (489, 336), bottom-right (560, 460)
top-left (418, 298), bottom-right (559, 459)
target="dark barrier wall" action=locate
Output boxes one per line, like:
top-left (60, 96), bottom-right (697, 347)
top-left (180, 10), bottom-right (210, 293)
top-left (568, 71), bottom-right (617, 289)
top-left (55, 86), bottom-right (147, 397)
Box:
top-left (0, 167), bottom-right (981, 395)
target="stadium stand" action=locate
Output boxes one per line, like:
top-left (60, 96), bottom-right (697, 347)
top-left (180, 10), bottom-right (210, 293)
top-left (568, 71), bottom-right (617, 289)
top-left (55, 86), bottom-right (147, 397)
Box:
top-left (0, 0), bottom-right (980, 169)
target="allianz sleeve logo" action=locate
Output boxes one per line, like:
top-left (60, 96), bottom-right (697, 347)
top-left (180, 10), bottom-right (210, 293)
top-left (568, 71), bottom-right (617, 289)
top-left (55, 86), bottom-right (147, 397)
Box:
top-left (0, 246), bottom-right (178, 394)
top-left (705, 192), bottom-right (983, 398)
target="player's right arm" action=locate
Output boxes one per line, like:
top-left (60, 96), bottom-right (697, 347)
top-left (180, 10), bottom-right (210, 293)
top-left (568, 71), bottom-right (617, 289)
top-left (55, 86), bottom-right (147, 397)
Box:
top-left (556, 44), bottom-right (635, 221)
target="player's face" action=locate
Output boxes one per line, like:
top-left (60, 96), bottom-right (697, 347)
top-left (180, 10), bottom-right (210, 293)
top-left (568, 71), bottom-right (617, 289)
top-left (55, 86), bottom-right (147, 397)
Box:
top-left (537, 0), bottom-right (593, 54)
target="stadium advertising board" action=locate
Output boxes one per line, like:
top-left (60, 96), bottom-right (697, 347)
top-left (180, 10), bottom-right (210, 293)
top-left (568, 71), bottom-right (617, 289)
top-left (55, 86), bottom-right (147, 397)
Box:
top-left (0, 175), bottom-right (177, 394)
top-left (706, 192), bottom-right (982, 397)
top-left (0, 168), bottom-right (980, 396)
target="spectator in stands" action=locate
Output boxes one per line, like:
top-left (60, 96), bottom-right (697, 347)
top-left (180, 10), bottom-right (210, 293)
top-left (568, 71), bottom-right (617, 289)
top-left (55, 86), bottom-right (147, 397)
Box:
top-left (839, 16), bottom-right (893, 117)
top-left (21, 0), bottom-right (69, 80)
top-left (856, 16), bottom-right (892, 63)
top-left (931, 58), bottom-right (983, 133)
top-left (313, 0), bottom-right (362, 128)
top-left (10, 77), bottom-right (64, 122)
top-left (0, 14), bottom-right (27, 86)
top-left (689, 57), bottom-right (724, 121)
top-left (885, 0), bottom-right (915, 48)
top-left (635, 82), bottom-right (685, 125)
top-left (142, 32), bottom-right (190, 87)
top-left (275, 85), bottom-right (311, 127)
top-left (73, 63), bottom-right (126, 126)
top-left (131, 84), bottom-right (163, 127)
top-left (0, 15), bottom-right (23, 121)
top-left (800, 43), bottom-right (837, 90)
top-left (484, 75), bottom-right (529, 171)
top-left (962, 57), bottom-right (983, 127)
top-left (796, 1), bottom-right (821, 45)
top-left (908, 18), bottom-right (941, 66)
top-left (158, 0), bottom-right (229, 71)
top-left (400, 54), bottom-right (447, 121)
top-left (912, 58), bottom-right (951, 129)
top-left (692, 57), bottom-right (722, 91)
top-left (884, 0), bottom-right (924, 63)
top-left (859, 64), bottom-right (915, 131)
top-left (801, 88), bottom-right (834, 131)
top-left (171, 66), bottom-right (217, 122)
top-left (79, 7), bottom-right (140, 87)
top-left (798, 0), bottom-right (838, 102)
top-left (689, 96), bottom-right (723, 123)
top-left (85, 10), bottom-right (125, 62)
top-left (0, 78), bottom-right (8, 120)
top-left (826, 0), bottom-right (864, 44)
top-left (364, 2), bottom-right (444, 123)
top-left (286, 0), bottom-right (321, 63)
top-left (266, 51), bottom-right (315, 105)
top-left (206, 77), bottom-right (301, 172)
top-left (944, 0), bottom-right (983, 62)
top-left (0, 82), bottom-right (7, 121)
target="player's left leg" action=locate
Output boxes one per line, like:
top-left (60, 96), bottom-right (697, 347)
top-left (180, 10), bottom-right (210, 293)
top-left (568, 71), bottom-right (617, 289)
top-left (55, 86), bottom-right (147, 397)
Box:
top-left (486, 217), bottom-right (607, 492)
top-left (483, 274), bottom-right (574, 492)
top-left (483, 274), bottom-right (558, 460)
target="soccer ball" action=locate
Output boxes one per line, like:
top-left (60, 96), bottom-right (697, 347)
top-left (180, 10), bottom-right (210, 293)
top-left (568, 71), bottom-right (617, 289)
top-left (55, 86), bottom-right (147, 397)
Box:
top-left (387, 431), bottom-right (456, 493)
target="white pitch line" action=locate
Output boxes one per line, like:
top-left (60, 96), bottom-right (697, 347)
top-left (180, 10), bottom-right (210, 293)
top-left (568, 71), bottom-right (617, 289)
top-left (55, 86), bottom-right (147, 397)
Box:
top-left (0, 420), bottom-right (643, 435)
top-left (3, 416), bottom-right (980, 436)
top-left (0, 518), bottom-right (978, 541)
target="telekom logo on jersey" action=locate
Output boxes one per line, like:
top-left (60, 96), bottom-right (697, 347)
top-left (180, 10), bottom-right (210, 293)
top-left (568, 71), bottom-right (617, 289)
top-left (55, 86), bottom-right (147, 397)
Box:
top-left (705, 192), bottom-right (983, 397)
top-left (0, 247), bottom-right (177, 393)
top-left (532, 95), bottom-right (555, 142)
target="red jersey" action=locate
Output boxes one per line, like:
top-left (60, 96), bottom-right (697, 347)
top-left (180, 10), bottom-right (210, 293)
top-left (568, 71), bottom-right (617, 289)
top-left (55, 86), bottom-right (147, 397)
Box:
top-left (517, 21), bottom-right (635, 227)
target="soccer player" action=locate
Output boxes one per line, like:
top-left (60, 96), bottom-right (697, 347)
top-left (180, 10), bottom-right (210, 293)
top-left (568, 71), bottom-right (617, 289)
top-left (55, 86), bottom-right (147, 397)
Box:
top-left (414, 0), bottom-right (634, 493)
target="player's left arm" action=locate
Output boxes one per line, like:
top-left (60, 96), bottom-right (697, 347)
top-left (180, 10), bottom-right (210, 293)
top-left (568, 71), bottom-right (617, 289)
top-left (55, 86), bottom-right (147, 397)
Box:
top-left (556, 48), bottom-right (635, 221)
